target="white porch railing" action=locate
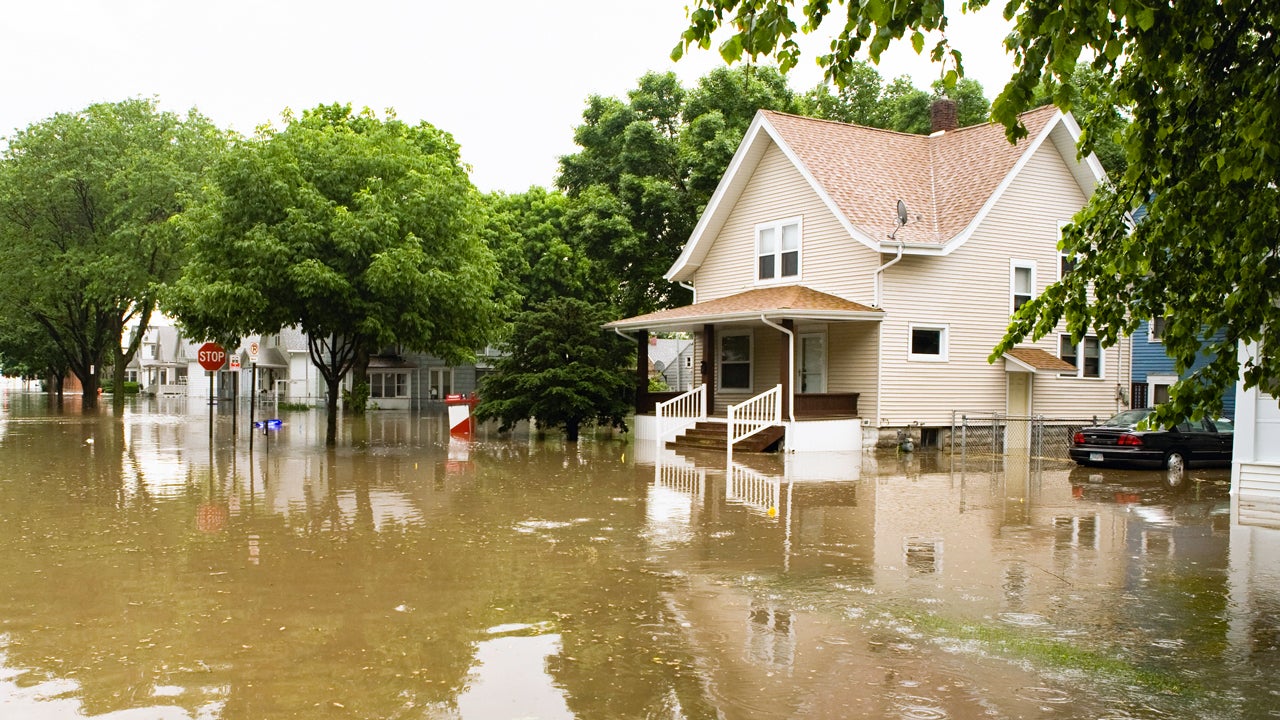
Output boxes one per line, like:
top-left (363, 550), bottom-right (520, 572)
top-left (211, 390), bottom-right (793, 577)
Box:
top-left (655, 384), bottom-right (708, 451)
top-left (727, 384), bottom-right (782, 463)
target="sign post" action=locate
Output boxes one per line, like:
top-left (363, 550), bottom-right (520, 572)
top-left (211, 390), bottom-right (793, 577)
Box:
top-left (198, 342), bottom-right (227, 438)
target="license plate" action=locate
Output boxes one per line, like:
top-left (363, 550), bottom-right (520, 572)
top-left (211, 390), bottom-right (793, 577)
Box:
top-left (1089, 452), bottom-right (1104, 462)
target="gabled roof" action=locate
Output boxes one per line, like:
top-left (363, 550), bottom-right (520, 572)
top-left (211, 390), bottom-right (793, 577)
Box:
top-left (604, 285), bottom-right (883, 334)
top-left (668, 105), bottom-right (1107, 281)
top-left (1003, 346), bottom-right (1077, 374)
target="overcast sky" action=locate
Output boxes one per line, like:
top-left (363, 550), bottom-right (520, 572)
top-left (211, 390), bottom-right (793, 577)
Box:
top-left (3, 1), bottom-right (1016, 194)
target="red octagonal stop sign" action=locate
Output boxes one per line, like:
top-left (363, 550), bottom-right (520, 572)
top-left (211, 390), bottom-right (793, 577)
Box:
top-left (197, 342), bottom-right (226, 372)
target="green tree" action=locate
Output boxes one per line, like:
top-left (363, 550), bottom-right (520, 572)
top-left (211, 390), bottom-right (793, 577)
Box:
top-left (169, 104), bottom-right (497, 443)
top-left (1032, 64), bottom-right (1129, 177)
top-left (475, 297), bottom-right (633, 442)
top-left (0, 98), bottom-right (226, 410)
top-left (559, 66), bottom-right (800, 318)
top-left (674, 0), bottom-right (1279, 424)
top-left (800, 61), bottom-right (889, 126)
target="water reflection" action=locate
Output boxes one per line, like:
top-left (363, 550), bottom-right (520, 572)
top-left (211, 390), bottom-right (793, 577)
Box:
top-left (0, 392), bottom-right (1276, 719)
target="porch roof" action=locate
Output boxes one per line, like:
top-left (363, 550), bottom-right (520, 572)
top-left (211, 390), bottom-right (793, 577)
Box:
top-left (1003, 346), bottom-right (1077, 374)
top-left (604, 285), bottom-right (884, 334)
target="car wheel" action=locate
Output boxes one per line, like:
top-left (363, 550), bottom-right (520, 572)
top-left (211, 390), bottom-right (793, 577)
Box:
top-left (1163, 451), bottom-right (1187, 490)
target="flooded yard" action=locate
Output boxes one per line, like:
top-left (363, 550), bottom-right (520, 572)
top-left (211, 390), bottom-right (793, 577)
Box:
top-left (1, 392), bottom-right (1277, 719)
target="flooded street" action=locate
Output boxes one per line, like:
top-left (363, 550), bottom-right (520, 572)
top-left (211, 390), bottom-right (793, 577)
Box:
top-left (1, 393), bottom-right (1278, 719)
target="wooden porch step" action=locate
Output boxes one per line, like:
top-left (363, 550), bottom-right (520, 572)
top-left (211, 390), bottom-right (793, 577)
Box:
top-left (666, 422), bottom-right (785, 454)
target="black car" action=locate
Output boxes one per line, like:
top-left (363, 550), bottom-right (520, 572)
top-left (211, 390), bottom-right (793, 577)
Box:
top-left (1069, 408), bottom-right (1233, 488)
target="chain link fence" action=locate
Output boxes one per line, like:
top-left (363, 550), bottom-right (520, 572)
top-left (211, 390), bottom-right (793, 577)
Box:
top-left (950, 412), bottom-right (1101, 460)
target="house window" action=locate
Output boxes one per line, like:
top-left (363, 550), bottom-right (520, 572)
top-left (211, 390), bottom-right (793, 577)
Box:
top-left (1148, 374), bottom-right (1176, 405)
top-left (1057, 221), bottom-right (1076, 280)
top-left (1149, 316), bottom-right (1166, 342)
top-left (908, 324), bottom-right (948, 362)
top-left (428, 367), bottom-right (453, 399)
top-left (1059, 335), bottom-right (1102, 378)
top-left (756, 218), bottom-right (801, 282)
top-left (1011, 261), bottom-right (1035, 312)
top-left (719, 332), bottom-right (752, 391)
top-left (369, 371), bottom-right (409, 399)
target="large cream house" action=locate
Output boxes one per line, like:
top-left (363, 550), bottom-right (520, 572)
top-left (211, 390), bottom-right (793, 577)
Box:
top-left (608, 103), bottom-right (1128, 452)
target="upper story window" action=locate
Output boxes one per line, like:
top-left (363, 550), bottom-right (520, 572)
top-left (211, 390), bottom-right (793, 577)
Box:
top-left (757, 218), bottom-right (801, 282)
top-left (1011, 261), bottom-right (1035, 313)
top-left (1149, 315), bottom-right (1166, 343)
top-left (1057, 221), bottom-right (1077, 280)
top-left (1059, 334), bottom-right (1102, 378)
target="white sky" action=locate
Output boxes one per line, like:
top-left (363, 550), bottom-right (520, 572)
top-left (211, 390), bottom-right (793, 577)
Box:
top-left (2, 0), bottom-right (1016, 194)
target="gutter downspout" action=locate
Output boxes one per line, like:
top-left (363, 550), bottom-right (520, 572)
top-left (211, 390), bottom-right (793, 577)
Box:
top-left (873, 244), bottom-right (903, 431)
top-left (759, 315), bottom-right (795, 423)
top-left (678, 281), bottom-right (696, 304)
top-left (873, 243), bottom-right (904, 308)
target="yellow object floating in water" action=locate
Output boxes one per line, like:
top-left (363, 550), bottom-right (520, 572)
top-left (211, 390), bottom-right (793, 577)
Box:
top-left (767, 507), bottom-right (778, 517)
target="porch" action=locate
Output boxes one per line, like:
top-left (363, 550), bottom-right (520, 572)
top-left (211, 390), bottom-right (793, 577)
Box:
top-left (605, 286), bottom-right (884, 457)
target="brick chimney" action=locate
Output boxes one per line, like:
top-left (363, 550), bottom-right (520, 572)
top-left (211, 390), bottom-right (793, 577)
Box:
top-left (930, 98), bottom-right (958, 134)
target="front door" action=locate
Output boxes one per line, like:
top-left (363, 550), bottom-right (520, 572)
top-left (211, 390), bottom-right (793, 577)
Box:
top-left (797, 333), bottom-right (826, 393)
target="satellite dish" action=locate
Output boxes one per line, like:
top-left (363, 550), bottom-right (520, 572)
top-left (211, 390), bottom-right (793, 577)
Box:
top-left (653, 360), bottom-right (666, 372)
top-left (897, 199), bottom-right (908, 226)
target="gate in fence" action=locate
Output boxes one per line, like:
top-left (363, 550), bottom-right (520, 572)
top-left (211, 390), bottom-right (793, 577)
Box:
top-left (949, 411), bottom-right (1101, 460)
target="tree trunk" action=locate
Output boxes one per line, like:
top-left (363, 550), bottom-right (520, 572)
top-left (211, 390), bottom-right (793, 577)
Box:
top-left (346, 347), bottom-right (370, 416)
top-left (81, 370), bottom-right (99, 411)
top-left (325, 374), bottom-right (342, 446)
top-left (565, 418), bottom-right (580, 443)
top-left (112, 352), bottom-right (128, 416)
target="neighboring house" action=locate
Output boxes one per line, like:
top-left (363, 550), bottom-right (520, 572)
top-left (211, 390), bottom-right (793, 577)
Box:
top-left (1231, 342), bottom-right (1280, 524)
top-left (1129, 317), bottom-right (1235, 419)
top-left (649, 336), bottom-right (697, 392)
top-left (607, 103), bottom-right (1128, 452)
top-left (127, 317), bottom-right (487, 409)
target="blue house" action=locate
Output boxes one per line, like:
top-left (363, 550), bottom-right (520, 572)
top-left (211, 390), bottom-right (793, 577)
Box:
top-left (1129, 317), bottom-right (1235, 419)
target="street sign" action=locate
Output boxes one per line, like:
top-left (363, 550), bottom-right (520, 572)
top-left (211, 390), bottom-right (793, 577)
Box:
top-left (230, 355), bottom-right (241, 371)
top-left (197, 342), bottom-right (227, 372)
top-left (248, 341), bottom-right (259, 359)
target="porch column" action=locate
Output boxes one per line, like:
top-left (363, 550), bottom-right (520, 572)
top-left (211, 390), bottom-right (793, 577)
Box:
top-left (779, 319), bottom-right (793, 420)
top-left (635, 330), bottom-right (649, 411)
top-left (701, 324), bottom-right (715, 412)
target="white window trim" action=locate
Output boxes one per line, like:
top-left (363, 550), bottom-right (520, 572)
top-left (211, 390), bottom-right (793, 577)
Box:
top-left (718, 330), bottom-right (754, 393)
top-left (907, 323), bottom-right (949, 362)
top-left (754, 216), bottom-right (803, 285)
top-left (1010, 259), bottom-right (1036, 315)
top-left (1148, 374), bottom-right (1177, 404)
top-left (1147, 316), bottom-right (1166, 344)
top-left (1058, 333), bottom-right (1105, 380)
top-left (369, 370), bottom-right (410, 399)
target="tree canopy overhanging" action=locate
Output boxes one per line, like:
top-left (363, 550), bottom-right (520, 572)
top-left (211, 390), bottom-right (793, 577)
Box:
top-left (675, 0), bottom-right (1280, 424)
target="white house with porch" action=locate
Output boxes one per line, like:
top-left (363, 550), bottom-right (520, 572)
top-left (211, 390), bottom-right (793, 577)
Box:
top-left (607, 103), bottom-right (1127, 454)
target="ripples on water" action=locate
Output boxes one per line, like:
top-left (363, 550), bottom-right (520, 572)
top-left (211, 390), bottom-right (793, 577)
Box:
top-left (0, 398), bottom-right (1276, 719)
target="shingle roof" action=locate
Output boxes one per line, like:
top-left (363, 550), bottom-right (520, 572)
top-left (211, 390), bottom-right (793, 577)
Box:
top-left (1004, 346), bottom-right (1077, 373)
top-left (605, 285), bottom-right (882, 332)
top-left (759, 105), bottom-right (1061, 245)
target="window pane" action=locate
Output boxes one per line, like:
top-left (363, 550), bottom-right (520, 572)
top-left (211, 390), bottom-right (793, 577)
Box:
top-left (1083, 336), bottom-right (1100, 377)
top-left (1060, 254), bottom-right (1076, 276)
top-left (721, 363), bottom-right (750, 389)
top-left (1059, 336), bottom-right (1078, 371)
top-left (1014, 266), bottom-right (1032, 294)
top-left (759, 255), bottom-right (775, 279)
top-left (1151, 316), bottom-right (1165, 340)
top-left (780, 223), bottom-right (799, 251)
top-left (781, 250), bottom-right (798, 277)
top-left (721, 335), bottom-right (749, 363)
top-left (758, 227), bottom-right (776, 254)
top-left (1153, 383), bottom-right (1170, 404)
top-left (370, 374), bottom-right (384, 398)
top-left (911, 328), bottom-right (941, 356)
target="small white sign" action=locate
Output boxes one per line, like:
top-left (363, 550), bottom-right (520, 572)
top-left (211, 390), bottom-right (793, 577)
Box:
top-left (230, 356), bottom-right (241, 370)
top-left (249, 342), bottom-right (260, 358)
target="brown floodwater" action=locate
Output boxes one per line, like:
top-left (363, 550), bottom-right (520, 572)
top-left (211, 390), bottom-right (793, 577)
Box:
top-left (1, 390), bottom-right (1278, 719)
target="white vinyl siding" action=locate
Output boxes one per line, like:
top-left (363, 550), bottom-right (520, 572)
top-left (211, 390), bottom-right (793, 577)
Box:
top-left (690, 143), bottom-right (880, 305)
top-left (876, 142), bottom-right (1122, 425)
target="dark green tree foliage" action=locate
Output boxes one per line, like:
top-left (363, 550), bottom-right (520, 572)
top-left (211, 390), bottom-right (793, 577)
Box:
top-left (559, 67), bottom-right (800, 318)
top-left (0, 98), bottom-right (225, 409)
top-left (676, 0), bottom-right (1280, 424)
top-left (475, 297), bottom-right (633, 442)
top-left (801, 62), bottom-right (989, 133)
top-left (170, 104), bottom-right (497, 443)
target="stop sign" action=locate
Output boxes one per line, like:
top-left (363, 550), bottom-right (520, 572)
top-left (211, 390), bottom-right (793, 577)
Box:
top-left (197, 342), bottom-right (227, 372)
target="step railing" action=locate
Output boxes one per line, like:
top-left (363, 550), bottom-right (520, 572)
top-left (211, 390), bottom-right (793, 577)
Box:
top-left (655, 384), bottom-right (707, 451)
top-left (727, 384), bottom-right (782, 463)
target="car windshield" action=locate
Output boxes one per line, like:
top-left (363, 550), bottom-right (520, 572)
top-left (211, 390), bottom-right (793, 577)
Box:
top-left (1102, 408), bottom-right (1153, 428)
top-left (1213, 418), bottom-right (1234, 434)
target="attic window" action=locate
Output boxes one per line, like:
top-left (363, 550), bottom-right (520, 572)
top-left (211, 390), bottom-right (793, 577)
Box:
top-left (757, 218), bottom-right (801, 282)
